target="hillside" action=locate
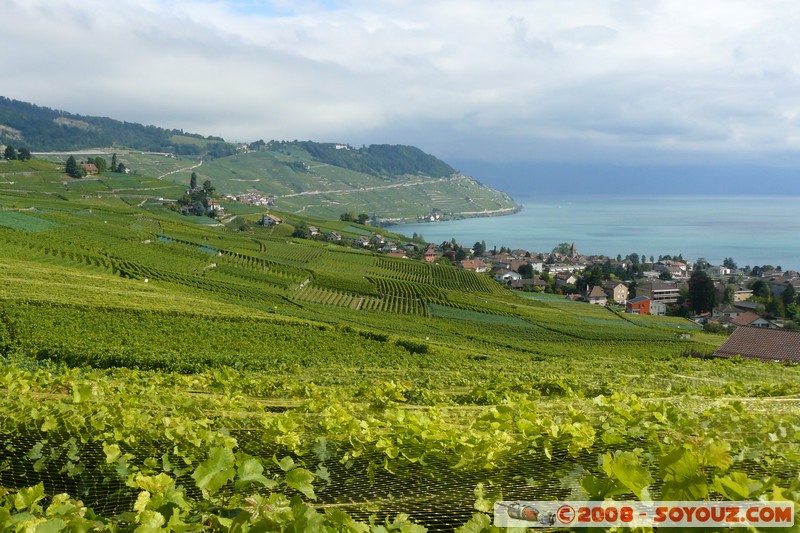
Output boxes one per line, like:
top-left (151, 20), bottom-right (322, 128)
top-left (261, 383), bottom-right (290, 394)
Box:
top-left (0, 97), bottom-right (519, 222)
top-left (1, 159), bottom-right (800, 530)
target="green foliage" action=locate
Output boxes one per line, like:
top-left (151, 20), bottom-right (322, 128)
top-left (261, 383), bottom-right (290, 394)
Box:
top-left (64, 155), bottom-right (83, 178)
top-left (0, 96), bottom-right (208, 152)
top-left (289, 141), bottom-right (456, 178)
top-left (0, 165), bottom-right (798, 530)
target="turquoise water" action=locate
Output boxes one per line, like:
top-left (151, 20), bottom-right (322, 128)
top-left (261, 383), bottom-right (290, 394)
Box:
top-left (396, 196), bottom-right (800, 270)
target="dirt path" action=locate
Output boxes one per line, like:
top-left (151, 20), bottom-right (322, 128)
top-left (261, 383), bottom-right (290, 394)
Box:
top-left (278, 177), bottom-right (449, 198)
top-left (157, 160), bottom-right (203, 180)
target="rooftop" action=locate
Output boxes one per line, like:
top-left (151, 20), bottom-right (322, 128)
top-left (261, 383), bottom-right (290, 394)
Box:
top-left (713, 326), bottom-right (800, 363)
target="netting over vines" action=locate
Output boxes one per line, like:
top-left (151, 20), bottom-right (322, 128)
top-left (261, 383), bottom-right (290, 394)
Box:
top-left (2, 361), bottom-right (800, 531)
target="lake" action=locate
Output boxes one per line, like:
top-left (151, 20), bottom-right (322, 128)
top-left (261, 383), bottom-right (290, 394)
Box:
top-left (395, 196), bottom-right (800, 270)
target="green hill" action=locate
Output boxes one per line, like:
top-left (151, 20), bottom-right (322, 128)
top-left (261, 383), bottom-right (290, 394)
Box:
top-left (0, 97), bottom-right (519, 222)
top-left (1, 127), bottom-right (799, 530)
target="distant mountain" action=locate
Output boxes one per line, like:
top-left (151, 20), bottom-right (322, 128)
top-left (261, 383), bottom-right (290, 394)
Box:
top-left (0, 96), bottom-right (224, 153)
top-left (0, 97), bottom-right (455, 178)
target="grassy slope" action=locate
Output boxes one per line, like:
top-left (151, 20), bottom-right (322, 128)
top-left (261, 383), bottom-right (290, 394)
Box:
top-left (39, 148), bottom-right (518, 222)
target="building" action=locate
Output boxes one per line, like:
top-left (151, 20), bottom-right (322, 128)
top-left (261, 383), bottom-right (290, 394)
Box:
top-left (731, 312), bottom-right (778, 329)
top-left (603, 280), bottom-right (629, 305)
top-left (586, 286), bottom-right (607, 305)
top-left (650, 300), bottom-right (667, 316)
top-left (423, 246), bottom-right (438, 263)
top-left (636, 281), bottom-right (682, 304)
top-left (495, 269), bottom-right (522, 283)
top-left (261, 213), bottom-right (283, 227)
top-left (461, 259), bottom-right (491, 272)
top-left (653, 260), bottom-right (688, 278)
top-left (626, 296), bottom-right (651, 315)
top-left (713, 326), bottom-right (800, 363)
top-left (80, 162), bottom-right (98, 174)
top-left (555, 273), bottom-right (578, 288)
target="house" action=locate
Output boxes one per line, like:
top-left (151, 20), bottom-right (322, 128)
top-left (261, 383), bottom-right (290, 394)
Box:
top-left (713, 305), bottom-right (744, 319)
top-left (509, 278), bottom-right (536, 290)
top-left (461, 259), bottom-right (491, 272)
top-left (733, 288), bottom-right (754, 302)
top-left (261, 213), bottom-right (283, 227)
top-left (357, 236), bottom-right (371, 247)
top-left (733, 301), bottom-right (762, 313)
top-left (586, 286), bottom-right (607, 305)
top-left (704, 265), bottom-right (731, 279)
top-left (423, 246), bottom-right (438, 263)
top-left (495, 269), bottom-right (522, 283)
top-left (603, 280), bottom-right (629, 304)
top-left (207, 201), bottom-right (224, 215)
top-left (371, 235), bottom-right (385, 246)
top-left (650, 300), bottom-right (667, 316)
top-left (308, 226), bottom-right (320, 237)
top-left (328, 232), bottom-right (342, 242)
top-left (382, 242), bottom-right (398, 253)
top-left (731, 312), bottom-right (778, 329)
top-left (713, 326), bottom-right (800, 363)
top-left (626, 296), bottom-right (651, 315)
top-left (653, 260), bottom-right (688, 278)
top-left (555, 273), bottom-right (577, 288)
top-left (80, 162), bottom-right (98, 174)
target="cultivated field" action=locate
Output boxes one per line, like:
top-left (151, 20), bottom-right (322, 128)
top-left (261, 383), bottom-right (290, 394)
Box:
top-left (1, 161), bottom-right (799, 531)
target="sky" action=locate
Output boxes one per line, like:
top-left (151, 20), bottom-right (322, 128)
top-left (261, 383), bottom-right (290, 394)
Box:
top-left (3, 0), bottom-right (800, 194)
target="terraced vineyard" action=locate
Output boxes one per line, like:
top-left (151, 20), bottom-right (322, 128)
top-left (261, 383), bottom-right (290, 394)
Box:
top-left (0, 160), bottom-right (799, 531)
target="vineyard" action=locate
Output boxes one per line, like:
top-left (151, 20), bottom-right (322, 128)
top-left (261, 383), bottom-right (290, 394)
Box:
top-left (0, 161), bottom-right (799, 531)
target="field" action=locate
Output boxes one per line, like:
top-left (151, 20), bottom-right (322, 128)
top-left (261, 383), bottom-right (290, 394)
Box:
top-left (1, 160), bottom-right (799, 531)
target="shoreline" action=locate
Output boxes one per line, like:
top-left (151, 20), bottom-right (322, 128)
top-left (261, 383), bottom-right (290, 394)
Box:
top-left (382, 204), bottom-right (523, 227)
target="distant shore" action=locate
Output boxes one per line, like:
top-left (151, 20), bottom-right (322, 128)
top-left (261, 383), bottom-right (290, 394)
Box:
top-left (382, 204), bottom-right (522, 226)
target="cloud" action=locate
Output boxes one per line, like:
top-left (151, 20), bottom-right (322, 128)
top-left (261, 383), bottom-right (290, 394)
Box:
top-left (2, 0), bottom-right (800, 169)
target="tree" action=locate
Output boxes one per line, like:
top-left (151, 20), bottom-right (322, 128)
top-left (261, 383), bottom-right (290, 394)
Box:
top-left (292, 224), bottom-right (309, 239)
top-left (749, 279), bottom-right (771, 299)
top-left (782, 284), bottom-right (797, 307)
top-left (723, 257), bottom-right (737, 269)
top-left (18, 147), bottom-right (31, 161)
top-left (472, 241), bottom-right (486, 257)
top-left (659, 270), bottom-right (673, 281)
top-left (65, 155), bottom-right (83, 178)
top-left (356, 213), bottom-right (369, 225)
top-left (552, 243), bottom-right (572, 255)
top-left (4, 146), bottom-right (17, 160)
top-left (722, 284), bottom-right (735, 305)
top-left (93, 156), bottom-right (107, 173)
top-left (687, 271), bottom-right (716, 314)
top-left (111, 153), bottom-right (118, 172)
top-left (518, 263), bottom-right (534, 279)
top-left (190, 172), bottom-right (197, 189)
top-left (578, 265), bottom-right (604, 289)
top-left (340, 212), bottom-right (356, 222)
top-left (202, 180), bottom-right (215, 195)
top-left (116, 163), bottom-right (127, 173)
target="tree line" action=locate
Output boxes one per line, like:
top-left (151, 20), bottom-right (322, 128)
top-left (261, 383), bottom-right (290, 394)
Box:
top-left (2, 145), bottom-right (32, 161)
